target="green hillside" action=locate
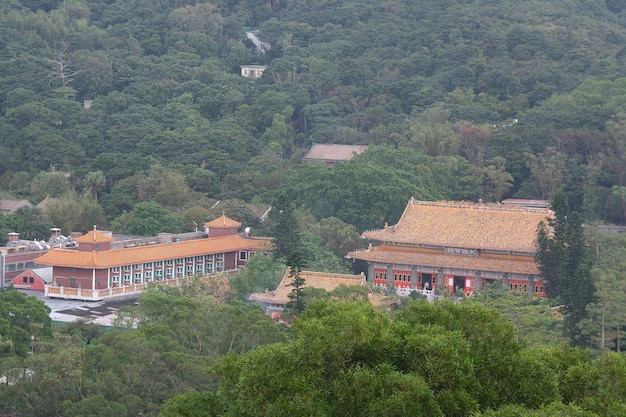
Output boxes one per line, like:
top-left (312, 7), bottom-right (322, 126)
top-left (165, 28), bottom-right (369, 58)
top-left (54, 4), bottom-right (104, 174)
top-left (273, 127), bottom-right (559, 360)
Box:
top-left (1, 0), bottom-right (626, 233)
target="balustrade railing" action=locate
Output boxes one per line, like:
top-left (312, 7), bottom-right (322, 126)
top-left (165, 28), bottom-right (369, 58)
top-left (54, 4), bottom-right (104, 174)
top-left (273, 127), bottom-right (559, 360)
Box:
top-left (45, 277), bottom-right (192, 301)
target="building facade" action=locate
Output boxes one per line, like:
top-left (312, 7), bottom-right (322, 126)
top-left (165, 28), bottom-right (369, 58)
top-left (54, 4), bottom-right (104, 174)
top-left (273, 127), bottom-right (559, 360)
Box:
top-left (347, 198), bottom-right (551, 297)
top-left (240, 65), bottom-right (267, 78)
top-left (11, 267), bottom-right (52, 291)
top-left (35, 215), bottom-right (269, 301)
top-left (0, 232), bottom-right (61, 288)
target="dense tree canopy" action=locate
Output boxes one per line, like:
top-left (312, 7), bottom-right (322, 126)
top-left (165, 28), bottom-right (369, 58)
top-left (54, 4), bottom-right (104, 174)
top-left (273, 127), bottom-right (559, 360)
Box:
top-left (0, 284), bottom-right (286, 416)
top-left (0, 289), bottom-right (52, 357)
top-left (0, 280), bottom-right (624, 416)
top-left (162, 300), bottom-right (626, 416)
top-left (584, 229), bottom-right (626, 352)
top-left (111, 201), bottom-right (184, 236)
top-left (0, 0), bottom-right (626, 235)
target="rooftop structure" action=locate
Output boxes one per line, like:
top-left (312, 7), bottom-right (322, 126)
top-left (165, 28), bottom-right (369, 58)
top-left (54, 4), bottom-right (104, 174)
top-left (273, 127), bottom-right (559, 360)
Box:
top-left (0, 229), bottom-right (74, 288)
top-left (302, 144), bottom-right (369, 167)
top-left (501, 198), bottom-right (550, 209)
top-left (249, 270), bottom-right (367, 319)
top-left (0, 199), bottom-right (34, 214)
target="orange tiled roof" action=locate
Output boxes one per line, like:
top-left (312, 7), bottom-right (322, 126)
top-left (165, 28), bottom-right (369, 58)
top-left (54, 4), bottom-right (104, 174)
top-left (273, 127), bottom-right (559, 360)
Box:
top-left (244, 237), bottom-right (273, 252)
top-left (35, 235), bottom-right (256, 268)
top-left (204, 214), bottom-right (242, 229)
top-left (249, 270), bottom-right (367, 305)
top-left (347, 245), bottom-right (539, 275)
top-left (363, 199), bottom-right (552, 253)
top-left (74, 229), bottom-right (115, 243)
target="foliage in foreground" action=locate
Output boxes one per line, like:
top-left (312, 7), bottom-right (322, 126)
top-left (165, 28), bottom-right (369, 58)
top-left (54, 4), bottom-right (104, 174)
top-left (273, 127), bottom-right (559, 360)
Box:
top-left (0, 286), bottom-right (286, 417)
top-left (0, 289), bottom-right (52, 357)
top-left (162, 300), bottom-right (626, 417)
top-left (467, 284), bottom-right (565, 347)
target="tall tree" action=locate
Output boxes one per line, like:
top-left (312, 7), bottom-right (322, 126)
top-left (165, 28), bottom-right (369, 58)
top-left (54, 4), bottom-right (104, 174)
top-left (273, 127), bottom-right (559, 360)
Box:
top-left (29, 171), bottom-right (71, 202)
top-left (46, 190), bottom-right (107, 234)
top-left (84, 171), bottom-right (106, 204)
top-left (285, 249), bottom-right (308, 314)
top-left (586, 230), bottom-right (626, 351)
top-left (0, 289), bottom-right (52, 357)
top-left (536, 190), bottom-right (595, 346)
top-left (524, 149), bottom-right (568, 200)
top-left (268, 191), bottom-right (300, 260)
top-left (563, 261), bottom-right (595, 347)
top-left (536, 190), bottom-right (572, 299)
top-left (111, 201), bottom-right (184, 236)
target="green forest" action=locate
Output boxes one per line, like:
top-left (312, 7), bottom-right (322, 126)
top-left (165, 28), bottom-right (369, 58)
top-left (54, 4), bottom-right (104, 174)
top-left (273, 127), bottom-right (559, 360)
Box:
top-left (1, 275), bottom-right (626, 417)
top-left (2, 0), bottom-right (626, 414)
top-left (2, 0), bottom-right (626, 239)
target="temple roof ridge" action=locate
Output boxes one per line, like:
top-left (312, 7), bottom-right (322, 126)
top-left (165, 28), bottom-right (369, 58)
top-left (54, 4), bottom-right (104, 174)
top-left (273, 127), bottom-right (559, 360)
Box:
top-left (74, 226), bottom-right (115, 243)
top-left (204, 213), bottom-right (242, 229)
top-left (362, 199), bottom-right (552, 253)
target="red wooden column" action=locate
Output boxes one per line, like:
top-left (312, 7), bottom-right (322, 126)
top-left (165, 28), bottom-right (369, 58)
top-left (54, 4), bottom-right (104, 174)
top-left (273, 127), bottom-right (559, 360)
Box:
top-left (464, 276), bottom-right (474, 296)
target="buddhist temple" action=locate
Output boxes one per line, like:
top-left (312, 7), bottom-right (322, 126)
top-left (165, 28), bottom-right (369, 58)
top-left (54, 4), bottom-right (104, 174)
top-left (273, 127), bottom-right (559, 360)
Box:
top-left (347, 198), bottom-right (552, 297)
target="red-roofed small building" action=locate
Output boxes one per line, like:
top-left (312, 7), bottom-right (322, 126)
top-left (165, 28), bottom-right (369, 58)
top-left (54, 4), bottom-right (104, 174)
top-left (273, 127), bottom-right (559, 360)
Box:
top-left (347, 198), bottom-right (552, 298)
top-left (302, 144), bottom-right (369, 167)
top-left (11, 267), bottom-right (52, 291)
top-left (36, 217), bottom-right (270, 301)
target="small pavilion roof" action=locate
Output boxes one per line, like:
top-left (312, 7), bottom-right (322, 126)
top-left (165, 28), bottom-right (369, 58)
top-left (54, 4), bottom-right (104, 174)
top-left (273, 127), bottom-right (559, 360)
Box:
top-left (75, 227), bottom-right (115, 243)
top-left (249, 270), bottom-right (367, 305)
top-left (204, 214), bottom-right (241, 229)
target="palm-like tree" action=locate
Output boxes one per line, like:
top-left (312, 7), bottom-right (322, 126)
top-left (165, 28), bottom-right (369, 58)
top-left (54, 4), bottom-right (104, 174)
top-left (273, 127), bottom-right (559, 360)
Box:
top-left (85, 171), bottom-right (106, 204)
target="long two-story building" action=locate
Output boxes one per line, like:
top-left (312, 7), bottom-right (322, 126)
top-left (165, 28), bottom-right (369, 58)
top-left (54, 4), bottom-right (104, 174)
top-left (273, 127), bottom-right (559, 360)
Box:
top-left (347, 198), bottom-right (552, 297)
top-left (35, 214), bottom-right (269, 301)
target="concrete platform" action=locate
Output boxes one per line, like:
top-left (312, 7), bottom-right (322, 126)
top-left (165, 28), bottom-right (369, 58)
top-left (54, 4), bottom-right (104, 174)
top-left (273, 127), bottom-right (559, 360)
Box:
top-left (18, 290), bottom-right (138, 326)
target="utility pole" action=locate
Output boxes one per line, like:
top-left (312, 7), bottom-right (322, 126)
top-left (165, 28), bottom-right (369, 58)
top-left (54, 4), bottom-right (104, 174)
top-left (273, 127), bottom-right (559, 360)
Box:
top-left (0, 253), bottom-right (5, 289)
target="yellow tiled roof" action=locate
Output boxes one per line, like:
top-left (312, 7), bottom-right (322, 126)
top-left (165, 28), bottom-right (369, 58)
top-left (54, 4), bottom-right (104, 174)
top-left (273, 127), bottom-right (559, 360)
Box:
top-left (75, 229), bottom-right (115, 243)
top-left (204, 214), bottom-right (241, 229)
top-left (347, 245), bottom-right (539, 275)
top-left (35, 235), bottom-right (256, 268)
top-left (363, 199), bottom-right (552, 253)
top-left (249, 270), bottom-right (367, 305)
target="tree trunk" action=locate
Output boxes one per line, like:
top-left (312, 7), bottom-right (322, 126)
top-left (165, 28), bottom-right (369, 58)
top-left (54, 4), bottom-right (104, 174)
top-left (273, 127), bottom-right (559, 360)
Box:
top-left (601, 304), bottom-right (606, 349)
